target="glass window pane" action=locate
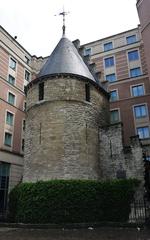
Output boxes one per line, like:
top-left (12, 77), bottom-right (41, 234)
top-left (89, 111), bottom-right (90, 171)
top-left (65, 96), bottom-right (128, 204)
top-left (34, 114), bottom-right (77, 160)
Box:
top-left (132, 87), bottom-right (138, 96)
top-left (106, 73), bottom-right (116, 82)
top-left (134, 105), bottom-right (147, 118)
top-left (130, 68), bottom-right (141, 77)
top-left (8, 93), bottom-right (15, 105)
top-left (138, 85), bottom-right (144, 95)
top-left (9, 58), bottom-right (16, 70)
top-left (4, 133), bottom-right (12, 146)
top-left (126, 35), bottom-right (137, 44)
top-left (110, 90), bottom-right (118, 101)
top-left (110, 110), bottom-right (119, 123)
top-left (84, 48), bottom-right (91, 56)
top-left (104, 42), bottom-right (113, 51)
top-left (8, 75), bottom-right (15, 85)
top-left (105, 57), bottom-right (114, 68)
top-left (137, 127), bottom-right (150, 139)
top-left (128, 50), bottom-right (139, 61)
top-left (132, 85), bottom-right (144, 96)
top-left (6, 112), bottom-right (14, 125)
top-left (25, 70), bottom-right (30, 81)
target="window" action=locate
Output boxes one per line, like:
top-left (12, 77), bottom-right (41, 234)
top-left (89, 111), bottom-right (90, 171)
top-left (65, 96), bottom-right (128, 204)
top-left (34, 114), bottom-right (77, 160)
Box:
top-left (130, 67), bottom-right (141, 77)
top-left (137, 127), bottom-right (150, 139)
top-left (24, 86), bottom-right (27, 95)
top-left (8, 92), bottom-right (15, 105)
top-left (8, 75), bottom-right (15, 85)
top-left (85, 84), bottom-right (90, 102)
top-left (110, 90), bottom-right (118, 101)
top-left (104, 57), bottom-right (114, 68)
top-left (126, 35), bottom-right (137, 44)
top-left (134, 105), bottom-right (147, 118)
top-left (110, 110), bottom-right (119, 123)
top-left (22, 139), bottom-right (24, 152)
top-left (0, 163), bottom-right (10, 214)
top-left (6, 111), bottom-right (14, 126)
top-left (128, 50), bottom-right (139, 61)
top-left (132, 85), bottom-right (144, 97)
top-left (104, 42), bottom-right (113, 52)
top-left (25, 56), bottom-right (30, 65)
top-left (23, 120), bottom-right (26, 131)
top-left (39, 82), bottom-right (44, 101)
top-left (9, 57), bottom-right (16, 70)
top-left (25, 70), bottom-right (30, 81)
top-left (4, 132), bottom-right (12, 146)
top-left (84, 48), bottom-right (91, 56)
top-left (145, 156), bottom-right (150, 161)
top-left (106, 73), bottom-right (116, 82)
top-left (23, 101), bottom-right (27, 111)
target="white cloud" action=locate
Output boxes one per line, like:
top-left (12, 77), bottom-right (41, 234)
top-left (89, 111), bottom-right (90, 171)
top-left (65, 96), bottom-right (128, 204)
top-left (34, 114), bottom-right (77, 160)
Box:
top-left (0, 0), bottom-right (139, 56)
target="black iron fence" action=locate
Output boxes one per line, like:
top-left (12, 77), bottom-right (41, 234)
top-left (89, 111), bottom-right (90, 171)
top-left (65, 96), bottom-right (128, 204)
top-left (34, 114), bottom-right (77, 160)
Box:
top-left (129, 199), bottom-right (150, 224)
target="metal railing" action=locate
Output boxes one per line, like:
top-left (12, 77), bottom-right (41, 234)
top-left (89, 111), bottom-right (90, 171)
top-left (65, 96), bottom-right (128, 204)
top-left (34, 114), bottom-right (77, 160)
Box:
top-left (129, 199), bottom-right (150, 224)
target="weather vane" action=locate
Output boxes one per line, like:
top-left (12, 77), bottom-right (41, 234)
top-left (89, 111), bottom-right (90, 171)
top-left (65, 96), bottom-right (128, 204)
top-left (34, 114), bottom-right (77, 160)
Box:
top-left (55, 7), bottom-right (69, 36)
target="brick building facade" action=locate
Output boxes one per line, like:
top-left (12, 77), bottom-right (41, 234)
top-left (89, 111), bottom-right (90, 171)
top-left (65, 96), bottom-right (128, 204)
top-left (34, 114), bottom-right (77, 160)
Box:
top-left (82, 27), bottom-right (150, 155)
top-left (0, 26), bottom-right (32, 216)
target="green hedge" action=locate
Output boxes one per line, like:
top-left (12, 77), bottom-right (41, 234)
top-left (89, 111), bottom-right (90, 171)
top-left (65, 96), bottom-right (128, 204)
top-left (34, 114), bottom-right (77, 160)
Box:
top-left (9, 179), bottom-right (139, 223)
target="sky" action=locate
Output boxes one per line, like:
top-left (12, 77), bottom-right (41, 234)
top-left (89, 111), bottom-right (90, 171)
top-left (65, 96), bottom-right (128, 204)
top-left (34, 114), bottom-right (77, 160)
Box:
top-left (0, 0), bottom-right (140, 57)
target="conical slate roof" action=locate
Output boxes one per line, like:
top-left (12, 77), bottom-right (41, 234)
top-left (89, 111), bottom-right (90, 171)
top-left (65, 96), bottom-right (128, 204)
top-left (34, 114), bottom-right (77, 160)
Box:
top-left (38, 36), bottom-right (95, 82)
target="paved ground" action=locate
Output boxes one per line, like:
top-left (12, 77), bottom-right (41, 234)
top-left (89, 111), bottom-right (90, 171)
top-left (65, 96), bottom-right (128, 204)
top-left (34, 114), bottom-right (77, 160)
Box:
top-left (0, 227), bottom-right (150, 240)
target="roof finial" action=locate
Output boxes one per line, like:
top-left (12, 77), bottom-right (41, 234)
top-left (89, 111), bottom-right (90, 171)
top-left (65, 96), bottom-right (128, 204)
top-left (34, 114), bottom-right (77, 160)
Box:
top-left (58, 7), bottom-right (69, 37)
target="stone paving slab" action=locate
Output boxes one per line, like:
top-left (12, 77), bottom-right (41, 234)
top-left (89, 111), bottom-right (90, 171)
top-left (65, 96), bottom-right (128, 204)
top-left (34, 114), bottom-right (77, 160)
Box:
top-left (0, 227), bottom-right (150, 240)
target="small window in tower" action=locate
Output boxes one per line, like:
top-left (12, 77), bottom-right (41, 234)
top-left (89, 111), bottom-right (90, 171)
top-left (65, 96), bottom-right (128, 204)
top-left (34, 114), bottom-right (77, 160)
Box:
top-left (85, 83), bottom-right (90, 102)
top-left (39, 82), bottom-right (44, 101)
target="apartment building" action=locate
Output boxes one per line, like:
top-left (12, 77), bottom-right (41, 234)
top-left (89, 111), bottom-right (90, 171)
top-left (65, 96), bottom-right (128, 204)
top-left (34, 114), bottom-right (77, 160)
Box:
top-left (82, 26), bottom-right (150, 157)
top-left (0, 26), bottom-right (32, 216)
top-left (137, 0), bottom-right (150, 82)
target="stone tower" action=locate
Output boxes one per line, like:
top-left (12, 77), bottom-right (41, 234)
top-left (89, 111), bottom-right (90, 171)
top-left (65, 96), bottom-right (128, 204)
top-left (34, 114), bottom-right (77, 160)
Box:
top-left (23, 35), bottom-right (109, 182)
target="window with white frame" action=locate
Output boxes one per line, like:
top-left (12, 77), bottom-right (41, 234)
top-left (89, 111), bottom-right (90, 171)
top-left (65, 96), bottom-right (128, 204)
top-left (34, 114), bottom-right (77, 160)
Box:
top-left (25, 56), bottom-right (30, 65)
top-left (106, 73), bottom-right (116, 82)
top-left (130, 67), bottom-right (142, 78)
top-left (4, 132), bottom-right (12, 146)
top-left (9, 57), bottom-right (16, 70)
top-left (126, 35), bottom-right (137, 45)
top-left (134, 104), bottom-right (147, 118)
top-left (128, 50), bottom-right (139, 61)
top-left (25, 70), bottom-right (30, 81)
top-left (8, 74), bottom-right (15, 85)
top-left (84, 48), bottom-right (91, 56)
top-left (6, 111), bottom-right (14, 126)
top-left (104, 42), bottom-right (113, 51)
top-left (8, 92), bottom-right (15, 105)
top-left (104, 57), bottom-right (114, 68)
top-left (110, 90), bottom-right (118, 101)
top-left (137, 126), bottom-right (150, 139)
top-left (110, 109), bottom-right (120, 123)
top-left (132, 85), bottom-right (144, 97)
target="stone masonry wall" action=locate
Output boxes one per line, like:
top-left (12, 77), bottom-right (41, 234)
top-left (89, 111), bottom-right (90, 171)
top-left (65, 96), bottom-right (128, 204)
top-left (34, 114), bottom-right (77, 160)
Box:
top-left (23, 77), bottom-right (109, 182)
top-left (99, 123), bottom-right (125, 179)
top-left (99, 123), bottom-right (144, 183)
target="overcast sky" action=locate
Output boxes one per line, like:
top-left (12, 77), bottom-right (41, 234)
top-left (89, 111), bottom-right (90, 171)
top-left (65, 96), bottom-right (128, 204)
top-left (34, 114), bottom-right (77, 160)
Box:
top-left (0, 0), bottom-right (139, 57)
